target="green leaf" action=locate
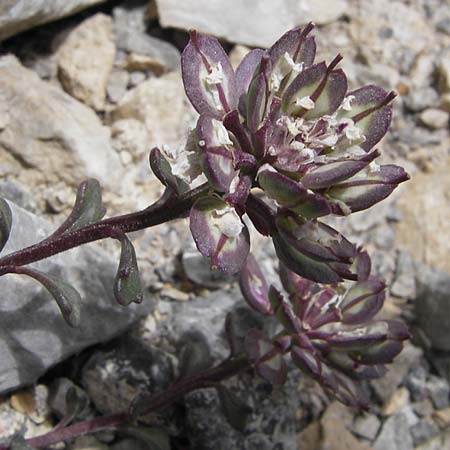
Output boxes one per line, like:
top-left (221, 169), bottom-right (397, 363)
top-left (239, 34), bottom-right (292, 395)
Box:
top-left (118, 426), bottom-right (171, 450)
top-left (18, 268), bottom-right (81, 327)
top-left (178, 333), bottom-right (213, 378)
top-left (114, 234), bottom-right (143, 306)
top-left (54, 179), bottom-right (106, 236)
top-left (217, 385), bottom-right (251, 432)
top-left (0, 198), bottom-right (12, 253)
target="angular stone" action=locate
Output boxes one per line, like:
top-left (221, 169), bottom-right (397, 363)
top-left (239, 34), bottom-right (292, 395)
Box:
top-left (0, 0), bottom-right (109, 42)
top-left (57, 14), bottom-right (115, 111)
top-left (155, 0), bottom-right (348, 47)
top-left (415, 265), bottom-right (450, 351)
top-left (395, 158), bottom-right (450, 274)
top-left (0, 55), bottom-right (121, 190)
top-left (414, 430), bottom-right (450, 450)
top-left (353, 413), bottom-right (381, 441)
top-left (0, 200), bottom-right (153, 393)
top-left (374, 413), bottom-right (413, 450)
top-left (111, 72), bottom-right (196, 149)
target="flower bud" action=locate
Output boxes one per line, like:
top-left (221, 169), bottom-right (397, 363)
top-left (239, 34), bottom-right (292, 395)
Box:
top-left (327, 164), bottom-right (409, 214)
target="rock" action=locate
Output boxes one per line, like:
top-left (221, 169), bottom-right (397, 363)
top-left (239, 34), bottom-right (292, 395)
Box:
top-left (69, 436), bottom-right (109, 450)
top-left (372, 344), bottom-right (423, 402)
top-left (111, 72), bottom-right (196, 150)
top-left (57, 14), bottom-right (115, 111)
top-left (128, 71), bottom-right (147, 86)
top-left (433, 407), bottom-right (450, 428)
top-left (0, 200), bottom-right (153, 393)
top-left (182, 247), bottom-right (234, 289)
top-left (320, 402), bottom-right (371, 450)
top-left (427, 375), bottom-right (450, 409)
top-left (390, 251), bottom-right (417, 299)
top-left (155, 0), bottom-right (347, 47)
top-left (111, 438), bottom-right (148, 450)
top-left (415, 430), bottom-right (450, 450)
top-left (113, 2), bottom-right (180, 72)
top-left (353, 413), bottom-right (381, 441)
top-left (395, 158), bottom-right (450, 274)
top-left (419, 108), bottom-right (449, 129)
top-left (410, 420), bottom-right (440, 446)
top-left (404, 87), bottom-right (440, 112)
top-left (111, 119), bottom-right (149, 160)
top-left (436, 49), bottom-right (450, 94)
top-left (414, 265), bottom-right (450, 351)
top-left (373, 413), bottom-right (414, 450)
top-left (81, 335), bottom-right (174, 415)
top-left (0, 55), bottom-right (121, 190)
top-left (107, 70), bottom-right (129, 104)
top-left (0, 0), bottom-right (109, 42)
top-left (382, 387), bottom-right (410, 416)
top-left (297, 422), bottom-right (321, 450)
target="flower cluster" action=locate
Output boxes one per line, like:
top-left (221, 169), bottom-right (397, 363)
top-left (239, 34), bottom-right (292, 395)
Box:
top-left (150, 24), bottom-right (410, 406)
top-left (240, 255), bottom-right (409, 408)
top-left (151, 24), bottom-right (407, 281)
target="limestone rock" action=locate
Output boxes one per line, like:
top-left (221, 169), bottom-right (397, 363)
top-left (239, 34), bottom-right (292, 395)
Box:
top-left (419, 108), bottom-right (449, 130)
top-left (374, 413), bottom-right (414, 450)
top-left (155, 0), bottom-right (347, 47)
top-left (57, 14), bottom-right (115, 111)
top-left (0, 0), bottom-right (109, 42)
top-left (0, 55), bottom-right (121, 189)
top-left (111, 72), bottom-right (196, 149)
top-left (395, 159), bottom-right (450, 274)
top-left (0, 200), bottom-right (154, 393)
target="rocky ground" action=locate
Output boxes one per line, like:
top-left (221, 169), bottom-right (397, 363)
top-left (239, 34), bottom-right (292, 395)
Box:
top-left (0, 0), bottom-right (449, 449)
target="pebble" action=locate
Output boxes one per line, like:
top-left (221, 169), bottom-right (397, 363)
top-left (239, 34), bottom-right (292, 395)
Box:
top-left (352, 413), bottom-right (381, 441)
top-left (419, 108), bottom-right (449, 129)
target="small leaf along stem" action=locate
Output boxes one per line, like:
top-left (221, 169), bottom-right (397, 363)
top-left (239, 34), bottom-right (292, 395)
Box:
top-left (0, 183), bottom-right (209, 275)
top-left (0, 354), bottom-right (250, 450)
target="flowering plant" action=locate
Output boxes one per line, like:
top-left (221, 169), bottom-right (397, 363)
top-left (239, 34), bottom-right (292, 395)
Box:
top-left (0, 23), bottom-right (409, 448)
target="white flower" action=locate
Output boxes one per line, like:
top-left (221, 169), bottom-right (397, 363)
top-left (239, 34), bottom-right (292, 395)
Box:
top-left (211, 119), bottom-right (233, 146)
top-left (213, 206), bottom-right (243, 238)
top-left (340, 95), bottom-right (356, 111)
top-left (270, 52), bottom-right (303, 92)
top-left (295, 96), bottom-right (315, 110)
top-left (201, 62), bottom-right (225, 112)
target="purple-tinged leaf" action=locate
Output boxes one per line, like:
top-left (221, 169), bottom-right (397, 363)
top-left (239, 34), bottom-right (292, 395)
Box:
top-left (189, 196), bottom-right (249, 275)
top-left (223, 110), bottom-right (254, 155)
top-left (269, 24), bottom-right (316, 67)
top-left (246, 56), bottom-right (272, 132)
top-left (255, 352), bottom-right (288, 385)
top-left (269, 286), bottom-right (301, 333)
top-left (273, 145), bottom-right (315, 173)
top-left (16, 267), bottom-right (81, 327)
top-left (327, 164), bottom-right (409, 214)
top-left (239, 254), bottom-right (273, 315)
top-left (338, 85), bottom-right (395, 151)
top-left (0, 198), bottom-right (12, 253)
top-left (349, 340), bottom-right (404, 365)
top-left (217, 385), bottom-right (251, 432)
top-left (149, 147), bottom-right (190, 194)
top-left (279, 262), bottom-right (314, 298)
top-left (300, 150), bottom-right (379, 189)
top-left (273, 233), bottom-right (342, 284)
top-left (352, 250), bottom-right (372, 281)
top-left (245, 194), bottom-right (275, 236)
top-left (235, 49), bottom-right (266, 99)
top-left (114, 233), bottom-right (143, 306)
top-left (225, 173), bottom-right (252, 212)
top-left (291, 346), bottom-right (322, 379)
top-left (181, 31), bottom-right (237, 118)
top-left (340, 277), bottom-right (385, 325)
top-left (201, 147), bottom-right (237, 192)
top-left (258, 167), bottom-right (307, 204)
top-left (282, 62), bottom-right (326, 115)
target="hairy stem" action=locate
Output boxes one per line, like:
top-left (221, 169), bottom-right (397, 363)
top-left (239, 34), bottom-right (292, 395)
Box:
top-left (0, 354), bottom-right (250, 449)
top-left (0, 184), bottom-right (209, 274)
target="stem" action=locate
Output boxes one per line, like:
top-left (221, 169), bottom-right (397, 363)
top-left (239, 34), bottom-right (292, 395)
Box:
top-left (0, 184), bottom-right (209, 274)
top-left (0, 355), bottom-right (250, 450)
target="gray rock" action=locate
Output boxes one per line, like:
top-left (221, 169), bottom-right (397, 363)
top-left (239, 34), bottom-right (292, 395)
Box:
top-left (69, 436), bottom-right (109, 450)
top-left (426, 375), bottom-right (450, 409)
top-left (415, 265), bottom-right (450, 351)
top-left (48, 377), bottom-right (91, 420)
top-left (404, 87), bottom-right (440, 112)
top-left (0, 55), bottom-right (122, 190)
top-left (113, 2), bottom-right (180, 72)
top-left (107, 70), bottom-right (129, 104)
top-left (352, 413), bottom-right (381, 441)
top-left (373, 413), bottom-right (414, 450)
top-left (81, 335), bottom-right (174, 415)
top-left (155, 0), bottom-right (348, 47)
top-left (0, 0), bottom-right (109, 42)
top-left (0, 200), bottom-right (154, 393)
top-left (372, 344), bottom-right (423, 402)
top-left (391, 251), bottom-right (417, 299)
top-left (410, 419), bottom-right (440, 446)
top-left (415, 430), bottom-right (450, 450)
